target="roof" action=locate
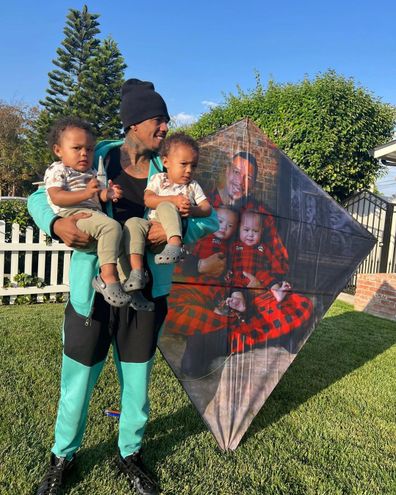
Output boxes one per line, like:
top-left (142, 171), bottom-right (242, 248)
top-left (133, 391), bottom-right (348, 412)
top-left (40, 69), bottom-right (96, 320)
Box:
top-left (371, 139), bottom-right (396, 164)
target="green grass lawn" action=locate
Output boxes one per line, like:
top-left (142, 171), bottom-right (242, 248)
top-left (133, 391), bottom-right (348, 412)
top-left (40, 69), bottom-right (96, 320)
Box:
top-left (0, 300), bottom-right (395, 494)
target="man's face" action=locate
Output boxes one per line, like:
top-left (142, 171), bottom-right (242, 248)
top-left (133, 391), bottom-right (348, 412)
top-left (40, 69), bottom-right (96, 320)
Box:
top-left (239, 212), bottom-right (262, 247)
top-left (53, 127), bottom-right (95, 172)
top-left (214, 208), bottom-right (238, 240)
top-left (132, 116), bottom-right (169, 152)
top-left (225, 157), bottom-right (255, 201)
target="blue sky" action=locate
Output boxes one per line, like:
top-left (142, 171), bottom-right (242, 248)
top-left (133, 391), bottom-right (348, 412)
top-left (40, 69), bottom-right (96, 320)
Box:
top-left (1, 0), bottom-right (396, 193)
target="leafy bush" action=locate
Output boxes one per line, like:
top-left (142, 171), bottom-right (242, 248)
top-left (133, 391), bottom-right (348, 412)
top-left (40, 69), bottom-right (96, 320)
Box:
top-left (1, 272), bottom-right (65, 305)
top-left (13, 273), bottom-right (45, 288)
top-left (187, 70), bottom-right (396, 202)
top-left (0, 199), bottom-right (34, 230)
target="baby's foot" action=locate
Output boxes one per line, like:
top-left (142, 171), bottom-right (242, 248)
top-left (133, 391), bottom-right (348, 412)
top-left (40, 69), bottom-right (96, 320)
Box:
top-left (154, 244), bottom-right (182, 265)
top-left (123, 269), bottom-right (147, 292)
top-left (129, 291), bottom-right (155, 312)
top-left (92, 276), bottom-right (131, 307)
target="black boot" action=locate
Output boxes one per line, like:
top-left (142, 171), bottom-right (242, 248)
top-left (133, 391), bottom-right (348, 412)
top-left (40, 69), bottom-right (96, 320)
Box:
top-left (118, 451), bottom-right (158, 495)
top-left (36, 453), bottom-right (75, 495)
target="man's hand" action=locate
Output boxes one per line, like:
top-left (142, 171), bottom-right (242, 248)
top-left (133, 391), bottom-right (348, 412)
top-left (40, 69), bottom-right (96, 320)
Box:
top-left (147, 220), bottom-right (167, 247)
top-left (198, 252), bottom-right (226, 278)
top-left (53, 212), bottom-right (93, 248)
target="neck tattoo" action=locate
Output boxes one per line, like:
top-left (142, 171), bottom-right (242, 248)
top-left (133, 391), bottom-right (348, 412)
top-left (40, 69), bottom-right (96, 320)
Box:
top-left (120, 145), bottom-right (149, 175)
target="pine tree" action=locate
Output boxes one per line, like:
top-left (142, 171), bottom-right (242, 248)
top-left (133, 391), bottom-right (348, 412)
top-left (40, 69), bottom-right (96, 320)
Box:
top-left (76, 37), bottom-right (126, 139)
top-left (27, 5), bottom-right (127, 174)
top-left (41, 5), bottom-right (100, 115)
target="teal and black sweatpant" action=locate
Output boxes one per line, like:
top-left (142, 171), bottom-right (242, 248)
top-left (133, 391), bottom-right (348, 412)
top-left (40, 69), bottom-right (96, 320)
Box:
top-left (52, 292), bottom-right (167, 460)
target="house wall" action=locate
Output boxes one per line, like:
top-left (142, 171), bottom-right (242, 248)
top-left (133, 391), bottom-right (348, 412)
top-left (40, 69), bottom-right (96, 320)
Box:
top-left (355, 273), bottom-right (396, 321)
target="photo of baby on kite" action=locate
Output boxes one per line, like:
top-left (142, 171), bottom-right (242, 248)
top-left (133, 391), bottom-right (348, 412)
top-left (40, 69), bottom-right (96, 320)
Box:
top-left (159, 119), bottom-right (375, 451)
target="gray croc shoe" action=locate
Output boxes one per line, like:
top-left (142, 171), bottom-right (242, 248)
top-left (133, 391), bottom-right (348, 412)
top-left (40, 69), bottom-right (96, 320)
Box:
top-left (123, 269), bottom-right (147, 292)
top-left (154, 244), bottom-right (182, 265)
top-left (129, 291), bottom-right (155, 312)
top-left (92, 276), bottom-right (131, 307)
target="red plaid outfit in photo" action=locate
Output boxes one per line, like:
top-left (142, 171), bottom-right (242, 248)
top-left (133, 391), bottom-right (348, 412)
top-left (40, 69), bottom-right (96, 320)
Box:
top-left (174, 234), bottom-right (229, 286)
top-left (167, 284), bottom-right (235, 337)
top-left (166, 195), bottom-right (313, 354)
top-left (228, 290), bottom-right (313, 353)
top-left (230, 240), bottom-right (288, 289)
top-left (227, 211), bottom-right (313, 352)
top-left (228, 208), bottom-right (289, 292)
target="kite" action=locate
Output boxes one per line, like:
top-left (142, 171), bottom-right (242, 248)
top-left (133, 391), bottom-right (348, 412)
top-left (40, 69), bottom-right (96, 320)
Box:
top-left (158, 119), bottom-right (376, 451)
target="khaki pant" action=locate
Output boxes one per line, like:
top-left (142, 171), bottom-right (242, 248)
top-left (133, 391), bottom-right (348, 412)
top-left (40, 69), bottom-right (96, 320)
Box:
top-left (59, 208), bottom-right (122, 266)
top-left (123, 201), bottom-right (182, 256)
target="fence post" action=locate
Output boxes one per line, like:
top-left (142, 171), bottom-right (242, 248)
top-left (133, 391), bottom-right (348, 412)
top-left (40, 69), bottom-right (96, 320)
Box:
top-left (0, 220), bottom-right (4, 288)
top-left (380, 203), bottom-right (393, 273)
top-left (24, 226), bottom-right (34, 275)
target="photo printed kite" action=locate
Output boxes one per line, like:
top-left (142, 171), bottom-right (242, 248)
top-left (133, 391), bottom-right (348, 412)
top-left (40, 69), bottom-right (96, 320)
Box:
top-left (158, 119), bottom-right (376, 450)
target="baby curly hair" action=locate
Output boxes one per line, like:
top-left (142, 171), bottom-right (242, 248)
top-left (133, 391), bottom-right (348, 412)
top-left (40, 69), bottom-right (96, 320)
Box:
top-left (47, 116), bottom-right (96, 150)
top-left (159, 132), bottom-right (199, 159)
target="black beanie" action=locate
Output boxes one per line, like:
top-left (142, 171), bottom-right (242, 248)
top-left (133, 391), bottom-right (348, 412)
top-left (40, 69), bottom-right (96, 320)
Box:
top-left (120, 78), bottom-right (170, 130)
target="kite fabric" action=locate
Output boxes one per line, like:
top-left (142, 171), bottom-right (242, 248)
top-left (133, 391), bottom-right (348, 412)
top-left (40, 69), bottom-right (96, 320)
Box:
top-left (158, 119), bottom-right (376, 451)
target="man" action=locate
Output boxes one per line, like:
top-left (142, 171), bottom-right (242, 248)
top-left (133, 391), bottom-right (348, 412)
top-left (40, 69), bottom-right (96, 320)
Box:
top-left (29, 78), bottom-right (218, 495)
top-left (216, 151), bottom-right (258, 206)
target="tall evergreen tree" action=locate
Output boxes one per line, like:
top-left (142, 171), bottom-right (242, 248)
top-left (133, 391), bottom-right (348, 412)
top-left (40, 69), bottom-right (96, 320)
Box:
top-left (27, 5), bottom-right (127, 174)
top-left (41, 5), bottom-right (100, 114)
top-left (76, 37), bottom-right (126, 139)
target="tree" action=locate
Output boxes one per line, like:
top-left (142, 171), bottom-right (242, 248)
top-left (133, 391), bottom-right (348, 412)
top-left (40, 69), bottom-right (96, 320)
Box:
top-left (25, 109), bottom-right (53, 176)
top-left (0, 101), bottom-right (39, 196)
top-left (76, 37), bottom-right (126, 139)
top-left (187, 71), bottom-right (396, 201)
top-left (27, 5), bottom-right (126, 174)
top-left (40, 5), bottom-right (100, 115)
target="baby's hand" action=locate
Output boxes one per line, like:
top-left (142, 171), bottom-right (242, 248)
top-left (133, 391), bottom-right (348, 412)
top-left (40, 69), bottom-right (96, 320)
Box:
top-left (106, 180), bottom-right (123, 202)
top-left (270, 281), bottom-right (291, 302)
top-left (174, 195), bottom-right (191, 217)
top-left (86, 178), bottom-right (101, 198)
top-left (226, 291), bottom-right (246, 313)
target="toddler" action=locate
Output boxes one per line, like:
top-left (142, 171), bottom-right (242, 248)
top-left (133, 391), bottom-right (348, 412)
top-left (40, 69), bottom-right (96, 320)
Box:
top-left (123, 133), bottom-right (211, 296)
top-left (44, 116), bottom-right (152, 310)
top-left (231, 209), bottom-right (290, 301)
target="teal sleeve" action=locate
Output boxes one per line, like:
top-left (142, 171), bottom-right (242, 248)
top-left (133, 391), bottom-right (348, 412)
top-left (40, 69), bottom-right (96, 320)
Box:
top-left (184, 207), bottom-right (219, 244)
top-left (27, 187), bottom-right (57, 237)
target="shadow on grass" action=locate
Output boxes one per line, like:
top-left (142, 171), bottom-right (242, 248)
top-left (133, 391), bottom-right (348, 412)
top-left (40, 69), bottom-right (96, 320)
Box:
top-left (61, 405), bottom-right (205, 489)
top-left (60, 438), bottom-right (118, 491)
top-left (244, 309), bottom-right (396, 442)
top-left (148, 308), bottom-right (395, 457)
top-left (144, 404), bottom-right (207, 461)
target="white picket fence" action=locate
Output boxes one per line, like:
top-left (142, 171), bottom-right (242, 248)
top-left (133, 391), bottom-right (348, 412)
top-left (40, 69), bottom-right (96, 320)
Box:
top-left (0, 220), bottom-right (72, 303)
